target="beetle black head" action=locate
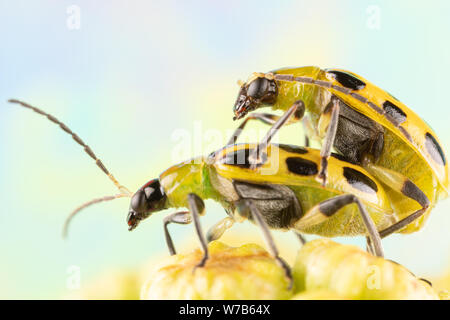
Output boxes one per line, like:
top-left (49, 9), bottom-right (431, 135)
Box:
top-left (127, 179), bottom-right (166, 231)
top-left (233, 76), bottom-right (277, 120)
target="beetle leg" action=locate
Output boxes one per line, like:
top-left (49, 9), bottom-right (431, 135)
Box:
top-left (317, 96), bottom-right (340, 186)
top-left (227, 108), bottom-right (305, 146)
top-left (380, 208), bottom-right (428, 238)
top-left (294, 231), bottom-right (307, 245)
top-left (238, 199), bottom-right (293, 289)
top-left (206, 216), bottom-right (235, 242)
top-left (249, 100), bottom-right (305, 168)
top-left (365, 164), bottom-right (430, 238)
top-left (163, 211), bottom-right (191, 255)
top-left (187, 193), bottom-right (209, 270)
top-left (295, 194), bottom-right (384, 257)
top-left (227, 113), bottom-right (277, 145)
top-left (366, 236), bottom-right (375, 255)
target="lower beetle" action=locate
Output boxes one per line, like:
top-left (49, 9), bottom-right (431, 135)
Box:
top-left (9, 99), bottom-right (433, 286)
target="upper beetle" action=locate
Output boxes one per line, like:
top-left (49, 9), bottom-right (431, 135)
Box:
top-left (231, 67), bottom-right (448, 234)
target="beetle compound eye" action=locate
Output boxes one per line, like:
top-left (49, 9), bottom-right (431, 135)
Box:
top-left (131, 190), bottom-right (148, 213)
top-left (130, 179), bottom-right (166, 216)
top-left (247, 77), bottom-right (269, 99)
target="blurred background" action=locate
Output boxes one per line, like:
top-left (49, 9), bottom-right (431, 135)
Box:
top-left (0, 0), bottom-right (449, 299)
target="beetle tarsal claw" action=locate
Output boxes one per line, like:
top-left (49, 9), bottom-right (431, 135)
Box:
top-left (275, 257), bottom-right (293, 290)
top-left (192, 255), bottom-right (208, 274)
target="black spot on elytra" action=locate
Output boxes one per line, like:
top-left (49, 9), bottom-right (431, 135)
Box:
top-left (219, 148), bottom-right (266, 168)
top-left (286, 157), bottom-right (318, 176)
top-left (276, 144), bottom-right (308, 154)
top-left (327, 70), bottom-right (366, 91)
top-left (383, 100), bottom-right (406, 124)
top-left (343, 167), bottom-right (378, 194)
top-left (425, 132), bottom-right (446, 166)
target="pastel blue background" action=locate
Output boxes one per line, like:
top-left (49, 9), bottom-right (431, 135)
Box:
top-left (0, 0), bottom-right (449, 298)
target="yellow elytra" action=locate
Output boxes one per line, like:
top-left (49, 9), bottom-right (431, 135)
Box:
top-left (208, 143), bottom-right (395, 237)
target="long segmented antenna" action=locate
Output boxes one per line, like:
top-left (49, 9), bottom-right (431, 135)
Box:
top-left (62, 193), bottom-right (131, 238)
top-left (8, 99), bottom-right (131, 195)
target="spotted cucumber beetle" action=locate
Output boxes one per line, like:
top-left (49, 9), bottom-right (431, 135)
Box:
top-left (232, 66), bottom-right (448, 234)
top-left (9, 99), bottom-right (434, 286)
